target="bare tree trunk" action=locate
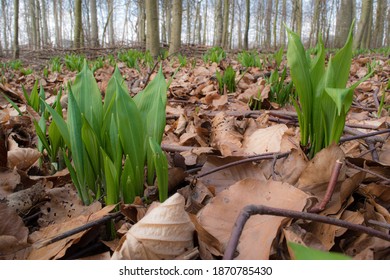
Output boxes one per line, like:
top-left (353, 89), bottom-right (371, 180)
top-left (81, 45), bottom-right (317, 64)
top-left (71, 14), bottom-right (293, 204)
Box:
top-left (264, 0), bottom-right (272, 49)
top-left (229, 0), bottom-right (235, 49)
top-left (40, 0), bottom-right (49, 46)
top-left (186, 0), bottom-right (191, 44)
top-left (53, 0), bottom-right (60, 47)
top-left (137, 0), bottom-right (146, 46)
top-left (202, 0), bottom-right (207, 45)
top-left (169, 0), bottom-right (182, 55)
top-left (243, 0), bottom-right (250, 49)
top-left (1, 0), bottom-right (8, 52)
top-left (35, 0), bottom-right (41, 48)
top-left (107, 0), bottom-right (114, 46)
top-left (74, 0), bottom-right (82, 48)
top-left (309, 0), bottom-right (320, 47)
top-left (237, 1), bottom-right (242, 49)
top-left (221, 0), bottom-right (229, 48)
top-left (291, 0), bottom-right (302, 37)
top-left (272, 0), bottom-right (278, 49)
top-left (214, 0), bottom-right (223, 46)
top-left (90, 0), bottom-right (99, 47)
top-left (354, 0), bottom-right (372, 49)
top-left (280, 0), bottom-right (286, 47)
top-left (146, 0), bottom-right (160, 57)
top-left (196, 1), bottom-right (201, 45)
top-left (13, 0), bottom-right (19, 58)
top-left (29, 0), bottom-right (37, 49)
top-left (373, 0), bottom-right (386, 48)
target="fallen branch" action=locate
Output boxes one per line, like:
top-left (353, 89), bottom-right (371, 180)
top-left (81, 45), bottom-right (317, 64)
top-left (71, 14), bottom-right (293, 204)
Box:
top-left (223, 205), bottom-right (390, 260)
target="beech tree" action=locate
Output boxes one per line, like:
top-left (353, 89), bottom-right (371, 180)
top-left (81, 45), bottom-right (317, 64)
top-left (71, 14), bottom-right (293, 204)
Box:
top-left (13, 0), bottom-right (19, 58)
top-left (74, 0), bottom-right (82, 48)
top-left (169, 0), bottom-right (182, 55)
top-left (146, 0), bottom-right (160, 57)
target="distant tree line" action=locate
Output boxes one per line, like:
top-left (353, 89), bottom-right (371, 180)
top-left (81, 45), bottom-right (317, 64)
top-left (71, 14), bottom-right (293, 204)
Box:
top-left (0, 0), bottom-right (388, 59)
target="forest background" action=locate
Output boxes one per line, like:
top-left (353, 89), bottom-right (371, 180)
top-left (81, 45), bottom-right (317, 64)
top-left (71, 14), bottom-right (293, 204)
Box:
top-left (0, 0), bottom-right (389, 59)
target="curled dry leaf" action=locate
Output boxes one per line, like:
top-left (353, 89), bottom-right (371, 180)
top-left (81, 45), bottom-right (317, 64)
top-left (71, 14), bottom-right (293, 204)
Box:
top-left (7, 148), bottom-right (41, 170)
top-left (197, 178), bottom-right (311, 259)
top-left (111, 193), bottom-right (195, 260)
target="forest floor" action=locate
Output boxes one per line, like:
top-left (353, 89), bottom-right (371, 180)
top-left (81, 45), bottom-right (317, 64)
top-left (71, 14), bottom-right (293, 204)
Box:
top-left (0, 46), bottom-right (389, 260)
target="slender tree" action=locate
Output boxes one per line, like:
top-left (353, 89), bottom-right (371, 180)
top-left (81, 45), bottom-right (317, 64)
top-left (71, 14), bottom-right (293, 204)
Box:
top-left (41, 0), bottom-right (49, 46)
top-left (74, 0), bottom-right (82, 48)
top-left (214, 0), bottom-right (223, 46)
top-left (145, 0), bottom-right (160, 57)
top-left (334, 0), bottom-right (353, 48)
top-left (137, 0), bottom-right (146, 45)
top-left (202, 0), bottom-right (208, 45)
top-left (221, 0), bottom-right (229, 48)
top-left (243, 0), bottom-right (250, 49)
top-left (264, 0), bottom-right (272, 49)
top-left (1, 0), bottom-right (8, 52)
top-left (107, 0), bottom-right (114, 46)
top-left (13, 0), bottom-right (19, 58)
top-left (373, 0), bottom-right (386, 48)
top-left (280, 0), bottom-right (286, 47)
top-left (354, 0), bottom-right (372, 49)
top-left (272, 0), bottom-right (278, 49)
top-left (90, 0), bottom-right (99, 47)
top-left (169, 0), bottom-right (182, 55)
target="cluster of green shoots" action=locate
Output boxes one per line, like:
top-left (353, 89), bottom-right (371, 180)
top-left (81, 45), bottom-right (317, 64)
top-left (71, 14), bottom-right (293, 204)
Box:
top-left (0, 59), bottom-right (32, 76)
top-left (237, 50), bottom-right (262, 68)
top-left (203, 46), bottom-right (226, 64)
top-left (216, 65), bottom-right (236, 93)
top-left (176, 53), bottom-right (187, 67)
top-left (117, 49), bottom-right (154, 70)
top-left (286, 21), bottom-right (372, 157)
top-left (49, 57), bottom-right (62, 73)
top-left (24, 61), bottom-right (168, 206)
top-left (64, 53), bottom-right (86, 72)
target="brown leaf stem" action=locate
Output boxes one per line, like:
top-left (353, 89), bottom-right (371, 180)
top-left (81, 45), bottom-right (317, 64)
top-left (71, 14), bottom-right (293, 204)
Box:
top-left (339, 128), bottom-right (390, 143)
top-left (223, 205), bottom-right (390, 260)
top-left (308, 159), bottom-right (343, 213)
top-left (345, 159), bottom-right (390, 183)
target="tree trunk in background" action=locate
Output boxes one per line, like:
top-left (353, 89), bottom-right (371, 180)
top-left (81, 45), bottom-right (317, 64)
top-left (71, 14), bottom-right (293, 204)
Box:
top-left (291, 0), bottom-right (302, 37)
top-left (13, 0), bottom-right (19, 58)
top-left (167, 1), bottom-right (172, 44)
top-left (29, 0), bottom-right (37, 49)
top-left (202, 0), bottom-right (207, 45)
top-left (196, 1), bottom-right (201, 45)
top-left (41, 0), bottom-right (49, 46)
top-left (221, 0), bottom-right (229, 48)
top-left (107, 0), bottom-right (114, 46)
top-left (137, 0), bottom-right (146, 46)
top-left (264, 0), bottom-right (272, 49)
top-left (35, 0), bottom-right (41, 48)
top-left (386, 3), bottom-right (390, 46)
top-left (214, 0), bottom-right (223, 46)
top-left (74, 0), bottom-right (82, 48)
top-left (373, 0), bottom-right (386, 48)
top-left (280, 0), bottom-right (286, 47)
top-left (354, 0), bottom-right (372, 49)
top-left (272, 0), bottom-right (278, 49)
top-left (1, 0), bottom-right (8, 52)
top-left (145, 0), bottom-right (160, 57)
top-left (186, 0), bottom-right (191, 44)
top-left (53, 0), bottom-right (61, 47)
top-left (243, 0), bottom-right (250, 50)
top-left (90, 0), bottom-right (99, 47)
top-left (229, 0), bottom-right (235, 49)
top-left (237, 1), bottom-right (242, 49)
top-left (169, 0), bottom-right (182, 55)
top-left (334, 0), bottom-right (353, 48)
top-left (308, 0), bottom-right (320, 47)
top-left (161, 0), bottom-right (168, 43)
top-left (362, 0), bottom-right (373, 49)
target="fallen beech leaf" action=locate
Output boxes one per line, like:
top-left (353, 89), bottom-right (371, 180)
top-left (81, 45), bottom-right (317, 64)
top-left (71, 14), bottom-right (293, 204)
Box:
top-left (111, 193), bottom-right (195, 260)
top-left (197, 178), bottom-right (310, 259)
top-left (7, 148), bottom-right (41, 170)
top-left (0, 203), bottom-right (29, 259)
top-left (242, 124), bottom-right (289, 155)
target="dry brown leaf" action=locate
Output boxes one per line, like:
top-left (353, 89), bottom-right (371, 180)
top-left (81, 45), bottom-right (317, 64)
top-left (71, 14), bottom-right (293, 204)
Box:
top-left (296, 144), bottom-right (346, 190)
top-left (0, 167), bottom-right (21, 197)
top-left (199, 155), bottom-right (268, 194)
top-left (28, 204), bottom-right (111, 260)
top-left (210, 112), bottom-right (243, 156)
top-left (242, 124), bottom-right (289, 155)
top-left (111, 193), bottom-right (195, 260)
top-left (7, 148), bottom-right (41, 170)
top-left (0, 203), bottom-right (29, 259)
top-left (5, 182), bottom-right (46, 214)
top-left (197, 178), bottom-right (310, 259)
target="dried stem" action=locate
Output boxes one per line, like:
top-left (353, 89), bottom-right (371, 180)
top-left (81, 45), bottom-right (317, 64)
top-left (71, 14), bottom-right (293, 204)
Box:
top-left (309, 159), bottom-right (343, 213)
top-left (345, 160), bottom-right (390, 183)
top-left (339, 128), bottom-right (390, 143)
top-left (223, 205), bottom-right (390, 260)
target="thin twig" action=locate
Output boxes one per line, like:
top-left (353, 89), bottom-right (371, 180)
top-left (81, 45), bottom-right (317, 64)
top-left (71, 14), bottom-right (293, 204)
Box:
top-left (195, 152), bottom-right (290, 179)
top-left (339, 128), bottom-right (390, 143)
top-left (223, 205), bottom-right (390, 260)
top-left (33, 212), bottom-right (123, 249)
top-left (368, 219), bottom-right (390, 229)
top-left (309, 159), bottom-right (343, 213)
top-left (345, 160), bottom-right (390, 183)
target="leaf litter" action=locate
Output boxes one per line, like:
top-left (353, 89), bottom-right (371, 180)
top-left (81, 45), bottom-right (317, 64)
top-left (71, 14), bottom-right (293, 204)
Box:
top-left (0, 50), bottom-right (389, 260)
